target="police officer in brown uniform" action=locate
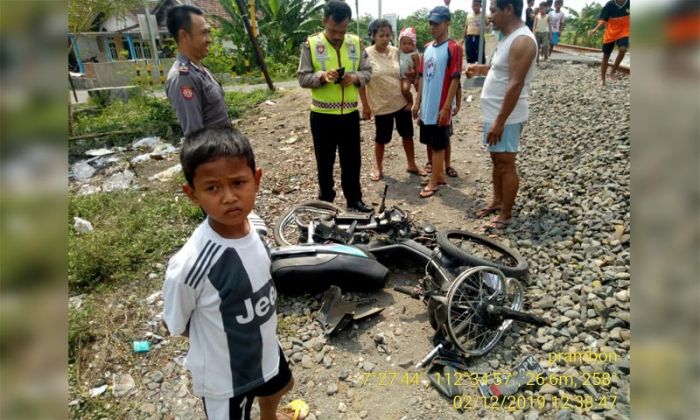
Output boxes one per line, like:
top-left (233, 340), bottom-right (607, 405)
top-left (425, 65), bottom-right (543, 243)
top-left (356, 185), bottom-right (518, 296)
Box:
top-left (166, 5), bottom-right (231, 136)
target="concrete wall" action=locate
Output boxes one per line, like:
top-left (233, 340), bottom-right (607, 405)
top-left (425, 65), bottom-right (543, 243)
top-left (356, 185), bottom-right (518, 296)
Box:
top-left (75, 35), bottom-right (110, 63)
top-left (83, 59), bottom-right (175, 88)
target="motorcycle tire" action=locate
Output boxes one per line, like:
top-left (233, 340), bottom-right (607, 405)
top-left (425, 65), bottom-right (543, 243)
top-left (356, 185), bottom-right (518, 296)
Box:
top-left (273, 200), bottom-right (345, 247)
top-left (436, 230), bottom-right (528, 279)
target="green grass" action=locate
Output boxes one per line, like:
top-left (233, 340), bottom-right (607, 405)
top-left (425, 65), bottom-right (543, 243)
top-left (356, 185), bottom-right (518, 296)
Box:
top-left (68, 190), bottom-right (203, 292)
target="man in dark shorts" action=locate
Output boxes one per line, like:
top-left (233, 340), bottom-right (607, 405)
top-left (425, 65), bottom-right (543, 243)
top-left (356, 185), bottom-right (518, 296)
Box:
top-left (412, 6), bottom-right (462, 198)
top-left (589, 0), bottom-right (630, 86)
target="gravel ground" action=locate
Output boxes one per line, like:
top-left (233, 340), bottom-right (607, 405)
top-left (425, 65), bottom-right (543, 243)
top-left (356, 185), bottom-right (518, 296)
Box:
top-left (69, 58), bottom-right (630, 420)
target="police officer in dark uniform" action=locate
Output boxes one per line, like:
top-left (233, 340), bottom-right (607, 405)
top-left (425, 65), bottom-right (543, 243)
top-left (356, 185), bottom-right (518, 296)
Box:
top-left (165, 5), bottom-right (231, 136)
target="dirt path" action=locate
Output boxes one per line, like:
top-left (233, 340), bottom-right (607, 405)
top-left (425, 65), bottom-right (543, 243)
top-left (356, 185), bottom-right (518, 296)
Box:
top-left (249, 86), bottom-right (494, 235)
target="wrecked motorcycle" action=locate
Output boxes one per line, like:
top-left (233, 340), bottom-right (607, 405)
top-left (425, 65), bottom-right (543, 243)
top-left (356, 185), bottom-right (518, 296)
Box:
top-left (272, 186), bottom-right (528, 279)
top-left (394, 265), bottom-right (548, 356)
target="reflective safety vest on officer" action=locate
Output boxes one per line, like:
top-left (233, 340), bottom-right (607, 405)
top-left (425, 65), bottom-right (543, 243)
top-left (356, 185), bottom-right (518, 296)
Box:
top-left (307, 33), bottom-right (361, 115)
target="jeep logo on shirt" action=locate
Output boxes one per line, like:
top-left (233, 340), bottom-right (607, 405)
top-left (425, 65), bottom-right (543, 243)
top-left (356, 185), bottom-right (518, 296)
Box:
top-left (235, 282), bottom-right (277, 324)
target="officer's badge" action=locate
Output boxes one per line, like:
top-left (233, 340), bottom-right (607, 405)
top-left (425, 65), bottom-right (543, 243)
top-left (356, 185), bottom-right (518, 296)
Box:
top-left (348, 44), bottom-right (356, 55)
top-left (316, 44), bottom-right (326, 55)
top-left (179, 65), bottom-right (189, 74)
top-left (181, 86), bottom-right (194, 100)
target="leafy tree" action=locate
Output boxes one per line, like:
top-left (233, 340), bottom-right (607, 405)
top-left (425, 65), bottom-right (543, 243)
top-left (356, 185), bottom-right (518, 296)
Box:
top-left (202, 28), bottom-right (236, 73)
top-left (68, 0), bottom-right (143, 33)
top-left (256, 0), bottom-right (323, 63)
top-left (398, 8), bottom-right (431, 51)
top-left (215, 0), bottom-right (259, 74)
top-left (216, 0), bottom-right (323, 71)
top-left (563, 2), bottom-right (604, 47)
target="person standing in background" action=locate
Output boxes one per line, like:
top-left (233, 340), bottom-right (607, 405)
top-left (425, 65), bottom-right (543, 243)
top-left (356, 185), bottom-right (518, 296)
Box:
top-left (548, 0), bottom-right (565, 55)
top-left (412, 6), bottom-right (462, 198)
top-left (533, 2), bottom-right (552, 63)
top-left (165, 5), bottom-right (231, 137)
top-left (525, 0), bottom-right (536, 32)
top-left (360, 20), bottom-right (426, 182)
top-left (589, 0), bottom-right (630, 86)
top-left (466, 0), bottom-right (537, 230)
top-left (462, 0), bottom-right (488, 64)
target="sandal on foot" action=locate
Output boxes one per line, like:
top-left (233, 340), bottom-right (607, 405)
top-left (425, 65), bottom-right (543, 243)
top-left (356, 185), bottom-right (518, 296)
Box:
top-left (477, 207), bottom-right (501, 218)
top-left (484, 219), bottom-right (512, 230)
top-left (278, 399), bottom-right (309, 420)
top-left (445, 166), bottom-right (458, 177)
top-left (423, 162), bottom-right (432, 173)
top-left (421, 179), bottom-right (446, 187)
top-left (370, 173), bottom-right (383, 182)
top-left (406, 168), bottom-right (428, 177)
top-left (419, 186), bottom-right (439, 198)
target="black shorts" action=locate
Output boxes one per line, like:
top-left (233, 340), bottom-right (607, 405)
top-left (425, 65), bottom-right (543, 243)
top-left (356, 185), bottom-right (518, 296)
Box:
top-left (602, 37), bottom-right (629, 55)
top-left (419, 121), bottom-right (451, 151)
top-left (375, 109), bottom-right (414, 144)
top-left (202, 347), bottom-right (292, 420)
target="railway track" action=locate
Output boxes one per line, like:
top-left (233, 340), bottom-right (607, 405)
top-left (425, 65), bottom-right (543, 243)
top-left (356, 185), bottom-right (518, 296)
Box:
top-left (554, 43), bottom-right (630, 74)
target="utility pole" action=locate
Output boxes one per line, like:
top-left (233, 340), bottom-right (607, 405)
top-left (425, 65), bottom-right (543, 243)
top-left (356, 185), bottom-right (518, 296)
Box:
top-left (355, 0), bottom-right (360, 36)
top-left (144, 5), bottom-right (159, 65)
top-left (234, 0), bottom-right (275, 91)
top-left (378, 0), bottom-right (382, 18)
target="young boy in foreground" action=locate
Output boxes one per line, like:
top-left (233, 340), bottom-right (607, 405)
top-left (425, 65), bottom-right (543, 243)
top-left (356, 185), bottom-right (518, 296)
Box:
top-left (162, 128), bottom-right (307, 420)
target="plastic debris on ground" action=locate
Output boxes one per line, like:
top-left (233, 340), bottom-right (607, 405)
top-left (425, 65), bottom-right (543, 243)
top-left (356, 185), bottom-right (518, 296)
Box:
top-left (148, 164), bottom-right (182, 182)
top-left (77, 184), bottom-right (101, 196)
top-left (102, 170), bottom-right (135, 192)
top-left (71, 161), bottom-right (96, 181)
top-left (89, 384), bottom-right (108, 397)
top-left (84, 148), bottom-right (114, 157)
top-left (133, 340), bottom-right (151, 353)
top-left (317, 285), bottom-right (384, 336)
top-left (130, 153), bottom-right (152, 165)
top-left (478, 353), bottom-right (544, 397)
top-left (132, 137), bottom-right (160, 151)
top-left (69, 294), bottom-right (86, 310)
top-left (73, 217), bottom-right (94, 234)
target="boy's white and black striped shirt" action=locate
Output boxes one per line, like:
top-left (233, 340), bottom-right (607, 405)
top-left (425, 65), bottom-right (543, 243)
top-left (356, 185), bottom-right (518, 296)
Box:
top-left (163, 213), bottom-right (279, 399)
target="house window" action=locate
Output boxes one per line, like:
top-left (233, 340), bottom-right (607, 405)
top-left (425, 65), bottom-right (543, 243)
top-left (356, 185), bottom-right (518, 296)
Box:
top-left (141, 41), bottom-right (152, 59)
top-left (108, 41), bottom-right (118, 60)
top-left (133, 40), bottom-right (152, 59)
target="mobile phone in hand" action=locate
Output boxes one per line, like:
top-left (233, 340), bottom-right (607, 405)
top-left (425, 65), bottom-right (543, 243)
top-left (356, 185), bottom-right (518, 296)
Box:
top-left (334, 67), bottom-right (345, 84)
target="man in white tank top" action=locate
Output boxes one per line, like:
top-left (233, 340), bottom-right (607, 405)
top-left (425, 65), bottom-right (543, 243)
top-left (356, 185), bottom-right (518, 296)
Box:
top-left (465, 0), bottom-right (537, 230)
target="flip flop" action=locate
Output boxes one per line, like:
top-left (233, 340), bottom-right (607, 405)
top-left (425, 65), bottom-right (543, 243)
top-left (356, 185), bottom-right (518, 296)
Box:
top-left (445, 166), bottom-right (458, 177)
top-left (484, 219), bottom-right (512, 230)
top-left (477, 207), bottom-right (501, 218)
top-left (370, 173), bottom-right (383, 182)
top-left (419, 186), bottom-right (439, 198)
top-left (278, 399), bottom-right (309, 420)
top-left (406, 168), bottom-right (428, 177)
top-left (423, 162), bottom-right (432, 173)
top-left (421, 179), bottom-right (446, 187)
